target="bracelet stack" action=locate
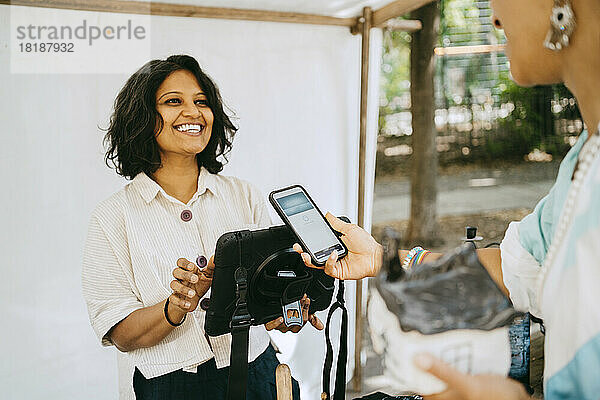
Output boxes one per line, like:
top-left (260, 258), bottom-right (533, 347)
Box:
top-left (401, 246), bottom-right (431, 270)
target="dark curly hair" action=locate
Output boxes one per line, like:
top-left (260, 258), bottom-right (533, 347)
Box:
top-left (104, 55), bottom-right (237, 179)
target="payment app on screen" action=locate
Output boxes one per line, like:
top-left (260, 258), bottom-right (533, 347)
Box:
top-left (273, 190), bottom-right (345, 263)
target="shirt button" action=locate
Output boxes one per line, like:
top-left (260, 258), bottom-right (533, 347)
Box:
top-left (200, 298), bottom-right (210, 311)
top-left (180, 209), bottom-right (192, 222)
top-left (196, 255), bottom-right (207, 268)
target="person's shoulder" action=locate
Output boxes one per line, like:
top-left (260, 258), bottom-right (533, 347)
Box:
top-left (212, 171), bottom-right (251, 188)
top-left (90, 187), bottom-right (128, 226)
top-left (585, 150), bottom-right (600, 200)
top-left (212, 172), bottom-right (262, 199)
top-left (557, 130), bottom-right (590, 176)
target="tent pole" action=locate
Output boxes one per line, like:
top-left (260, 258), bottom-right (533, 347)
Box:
top-left (353, 5), bottom-right (372, 394)
top-left (372, 0), bottom-right (437, 27)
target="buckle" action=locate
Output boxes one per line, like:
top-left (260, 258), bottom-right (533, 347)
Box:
top-left (230, 313), bottom-right (252, 329)
top-left (235, 287), bottom-right (248, 306)
top-left (278, 271), bottom-right (303, 328)
top-left (234, 267), bottom-right (248, 306)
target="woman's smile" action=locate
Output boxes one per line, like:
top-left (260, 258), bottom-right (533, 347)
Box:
top-left (173, 122), bottom-right (206, 136)
top-left (154, 69), bottom-right (215, 155)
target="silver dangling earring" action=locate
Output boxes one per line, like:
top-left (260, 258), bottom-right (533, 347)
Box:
top-left (544, 0), bottom-right (576, 51)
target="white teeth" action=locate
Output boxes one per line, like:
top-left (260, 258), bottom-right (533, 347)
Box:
top-left (175, 124), bottom-right (203, 133)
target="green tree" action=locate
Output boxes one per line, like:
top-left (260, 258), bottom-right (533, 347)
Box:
top-left (379, 29), bottom-right (411, 136)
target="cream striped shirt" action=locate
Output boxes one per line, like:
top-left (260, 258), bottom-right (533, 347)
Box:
top-left (82, 168), bottom-right (272, 389)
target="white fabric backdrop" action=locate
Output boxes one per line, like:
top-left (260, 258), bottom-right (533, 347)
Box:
top-left (0, 5), bottom-right (381, 399)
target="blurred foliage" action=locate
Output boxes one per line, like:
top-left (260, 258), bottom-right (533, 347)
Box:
top-left (482, 73), bottom-right (577, 161)
top-left (438, 0), bottom-right (507, 107)
top-left (379, 28), bottom-right (411, 134)
top-left (380, 0), bottom-right (504, 134)
top-left (442, 0), bottom-right (481, 45)
top-left (484, 73), bottom-right (547, 160)
top-left (378, 0), bottom-right (582, 167)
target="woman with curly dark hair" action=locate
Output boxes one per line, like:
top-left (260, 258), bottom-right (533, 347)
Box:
top-left (81, 55), bottom-right (320, 400)
top-left (103, 55), bottom-right (235, 180)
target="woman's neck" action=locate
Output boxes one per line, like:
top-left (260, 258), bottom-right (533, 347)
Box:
top-left (566, 71), bottom-right (600, 136)
top-left (563, 5), bottom-right (600, 136)
top-left (152, 154), bottom-right (199, 204)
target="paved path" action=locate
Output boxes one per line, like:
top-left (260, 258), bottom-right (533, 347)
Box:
top-left (373, 180), bottom-right (554, 224)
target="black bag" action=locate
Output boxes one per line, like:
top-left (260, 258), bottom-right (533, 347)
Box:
top-left (205, 218), bottom-right (350, 400)
top-left (376, 242), bottom-right (522, 335)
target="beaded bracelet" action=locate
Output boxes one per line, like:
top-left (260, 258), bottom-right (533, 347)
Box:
top-left (411, 248), bottom-right (431, 267)
top-left (402, 246), bottom-right (424, 269)
top-left (401, 246), bottom-right (431, 270)
top-left (164, 297), bottom-right (186, 327)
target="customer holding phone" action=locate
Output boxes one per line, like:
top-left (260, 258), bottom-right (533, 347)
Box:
top-left (295, 0), bottom-right (600, 398)
top-left (81, 55), bottom-right (321, 400)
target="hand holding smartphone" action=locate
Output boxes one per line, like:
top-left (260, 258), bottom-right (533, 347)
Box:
top-left (269, 185), bottom-right (348, 266)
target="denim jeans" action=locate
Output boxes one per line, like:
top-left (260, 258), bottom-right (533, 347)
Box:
top-left (133, 344), bottom-right (301, 400)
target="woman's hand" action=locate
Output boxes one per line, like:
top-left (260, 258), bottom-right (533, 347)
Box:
top-left (414, 353), bottom-right (531, 400)
top-left (293, 213), bottom-right (383, 280)
top-left (169, 256), bottom-right (214, 313)
top-left (264, 295), bottom-right (324, 333)
top-left (109, 257), bottom-right (214, 350)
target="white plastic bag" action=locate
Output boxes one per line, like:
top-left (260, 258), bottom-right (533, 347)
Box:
top-left (370, 243), bottom-right (519, 395)
top-left (369, 290), bottom-right (511, 395)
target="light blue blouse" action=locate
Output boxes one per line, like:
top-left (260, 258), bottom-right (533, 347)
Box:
top-left (502, 128), bottom-right (600, 399)
top-left (518, 130), bottom-right (588, 264)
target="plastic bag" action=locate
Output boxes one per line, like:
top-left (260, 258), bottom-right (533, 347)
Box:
top-left (370, 241), bottom-right (522, 395)
top-left (376, 243), bottom-right (521, 334)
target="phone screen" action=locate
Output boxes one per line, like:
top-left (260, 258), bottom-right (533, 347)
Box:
top-left (272, 188), bottom-right (345, 263)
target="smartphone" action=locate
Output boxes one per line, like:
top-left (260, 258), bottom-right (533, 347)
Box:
top-left (269, 185), bottom-right (348, 266)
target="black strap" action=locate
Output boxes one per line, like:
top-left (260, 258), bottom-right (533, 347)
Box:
top-left (322, 280), bottom-right (348, 400)
top-left (259, 274), bottom-right (312, 302)
top-left (227, 234), bottom-right (252, 400)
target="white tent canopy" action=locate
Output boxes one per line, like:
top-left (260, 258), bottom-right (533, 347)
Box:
top-left (134, 0), bottom-right (395, 17)
top-left (0, 0), bottom-right (432, 398)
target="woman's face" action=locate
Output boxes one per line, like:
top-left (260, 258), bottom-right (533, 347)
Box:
top-left (491, 0), bottom-right (564, 86)
top-left (154, 69), bottom-right (214, 159)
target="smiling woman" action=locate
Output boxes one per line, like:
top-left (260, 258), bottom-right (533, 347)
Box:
top-left (104, 55), bottom-right (236, 181)
top-left (82, 55), bottom-right (314, 400)
top-left (154, 70), bottom-right (215, 186)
